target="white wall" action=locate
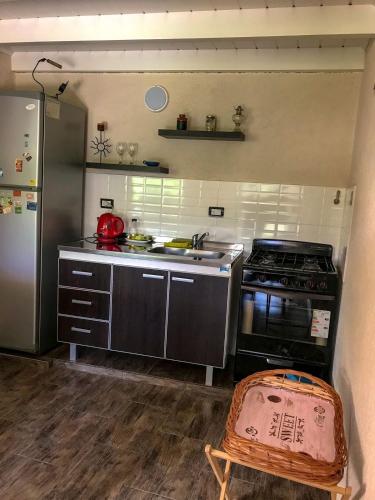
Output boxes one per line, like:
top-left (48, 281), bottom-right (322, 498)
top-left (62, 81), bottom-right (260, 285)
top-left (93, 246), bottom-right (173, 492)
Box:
top-left (333, 40), bottom-right (375, 498)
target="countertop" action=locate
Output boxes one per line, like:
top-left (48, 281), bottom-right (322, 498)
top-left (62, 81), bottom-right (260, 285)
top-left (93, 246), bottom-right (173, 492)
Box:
top-left (58, 238), bottom-right (244, 277)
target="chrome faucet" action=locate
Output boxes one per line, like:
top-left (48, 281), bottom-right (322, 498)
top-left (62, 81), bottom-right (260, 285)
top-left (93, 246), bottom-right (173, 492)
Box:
top-left (192, 232), bottom-right (209, 250)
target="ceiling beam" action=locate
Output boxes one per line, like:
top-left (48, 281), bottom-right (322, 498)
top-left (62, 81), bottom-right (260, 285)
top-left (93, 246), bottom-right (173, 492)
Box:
top-left (11, 48), bottom-right (365, 72)
top-left (0, 6), bottom-right (374, 46)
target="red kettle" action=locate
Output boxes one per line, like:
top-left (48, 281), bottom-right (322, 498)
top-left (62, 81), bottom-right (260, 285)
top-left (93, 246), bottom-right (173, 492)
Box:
top-left (96, 213), bottom-right (125, 243)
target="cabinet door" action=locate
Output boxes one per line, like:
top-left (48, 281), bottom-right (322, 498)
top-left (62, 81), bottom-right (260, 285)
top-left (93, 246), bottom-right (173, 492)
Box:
top-left (166, 273), bottom-right (229, 367)
top-left (111, 266), bottom-right (168, 357)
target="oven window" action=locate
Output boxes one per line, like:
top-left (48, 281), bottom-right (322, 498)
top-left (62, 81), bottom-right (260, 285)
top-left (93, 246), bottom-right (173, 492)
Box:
top-left (241, 291), bottom-right (332, 345)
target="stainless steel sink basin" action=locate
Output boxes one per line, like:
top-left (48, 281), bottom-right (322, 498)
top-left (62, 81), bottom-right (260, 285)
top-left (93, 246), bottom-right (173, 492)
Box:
top-left (148, 246), bottom-right (225, 259)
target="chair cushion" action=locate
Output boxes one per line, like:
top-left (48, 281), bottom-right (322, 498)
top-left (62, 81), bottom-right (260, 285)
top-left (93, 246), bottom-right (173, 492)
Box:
top-left (234, 384), bottom-right (336, 462)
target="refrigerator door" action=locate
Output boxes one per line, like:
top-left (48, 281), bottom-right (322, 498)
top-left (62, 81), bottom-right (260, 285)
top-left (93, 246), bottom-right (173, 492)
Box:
top-left (0, 189), bottom-right (40, 351)
top-left (0, 92), bottom-right (43, 189)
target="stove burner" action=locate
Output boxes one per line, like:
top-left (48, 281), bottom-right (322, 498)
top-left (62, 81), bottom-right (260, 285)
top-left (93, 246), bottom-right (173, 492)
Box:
top-left (246, 249), bottom-right (335, 274)
top-left (260, 254), bottom-right (277, 265)
top-left (301, 257), bottom-right (321, 272)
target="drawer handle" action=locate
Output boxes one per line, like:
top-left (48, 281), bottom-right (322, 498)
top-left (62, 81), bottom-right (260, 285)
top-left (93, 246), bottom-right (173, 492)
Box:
top-left (142, 273), bottom-right (165, 280)
top-left (266, 358), bottom-right (294, 367)
top-left (172, 277), bottom-right (194, 284)
top-left (71, 299), bottom-right (92, 306)
top-left (72, 270), bottom-right (93, 277)
top-left (71, 326), bottom-right (91, 334)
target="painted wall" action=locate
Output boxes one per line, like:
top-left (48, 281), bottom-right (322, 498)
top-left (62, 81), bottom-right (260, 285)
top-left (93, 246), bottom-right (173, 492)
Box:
top-left (0, 52), bottom-right (13, 89)
top-left (333, 41), bottom-right (375, 498)
top-left (14, 71), bottom-right (361, 186)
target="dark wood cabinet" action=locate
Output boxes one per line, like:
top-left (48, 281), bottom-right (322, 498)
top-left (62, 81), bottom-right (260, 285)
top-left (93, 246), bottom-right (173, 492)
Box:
top-left (57, 254), bottom-right (238, 375)
top-left (111, 266), bottom-right (168, 357)
top-left (166, 272), bottom-right (229, 367)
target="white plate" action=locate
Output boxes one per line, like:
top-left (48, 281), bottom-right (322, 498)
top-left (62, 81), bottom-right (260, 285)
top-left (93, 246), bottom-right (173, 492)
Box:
top-left (125, 238), bottom-right (153, 245)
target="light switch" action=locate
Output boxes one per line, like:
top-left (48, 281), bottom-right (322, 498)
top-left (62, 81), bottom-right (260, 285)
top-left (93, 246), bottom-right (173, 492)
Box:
top-left (100, 198), bottom-right (114, 209)
top-left (209, 206), bottom-right (224, 217)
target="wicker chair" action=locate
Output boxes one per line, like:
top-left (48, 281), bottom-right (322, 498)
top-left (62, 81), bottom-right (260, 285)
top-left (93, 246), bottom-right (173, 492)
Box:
top-left (205, 369), bottom-right (352, 500)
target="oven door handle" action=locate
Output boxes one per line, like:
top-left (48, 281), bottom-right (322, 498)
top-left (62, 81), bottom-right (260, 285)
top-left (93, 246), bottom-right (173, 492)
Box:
top-left (241, 285), bottom-right (335, 301)
top-left (266, 358), bottom-right (294, 368)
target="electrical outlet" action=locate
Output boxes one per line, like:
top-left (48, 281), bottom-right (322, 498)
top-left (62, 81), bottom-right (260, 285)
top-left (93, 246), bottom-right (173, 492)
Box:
top-left (100, 198), bottom-right (114, 209)
top-left (208, 206), bottom-right (224, 217)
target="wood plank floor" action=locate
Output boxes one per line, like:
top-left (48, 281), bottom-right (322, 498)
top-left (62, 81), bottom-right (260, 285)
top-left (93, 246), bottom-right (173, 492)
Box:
top-left (0, 356), bottom-right (329, 499)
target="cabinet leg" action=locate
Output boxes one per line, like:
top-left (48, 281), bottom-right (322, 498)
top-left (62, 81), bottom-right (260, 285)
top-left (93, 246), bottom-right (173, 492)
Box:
top-left (205, 366), bottom-right (213, 386)
top-left (69, 344), bottom-right (77, 362)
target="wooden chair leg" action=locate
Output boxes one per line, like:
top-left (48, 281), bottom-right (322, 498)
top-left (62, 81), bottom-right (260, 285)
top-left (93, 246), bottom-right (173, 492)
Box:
top-left (341, 487), bottom-right (352, 500)
top-left (330, 492), bottom-right (337, 500)
top-left (219, 460), bottom-right (232, 500)
top-left (205, 445), bottom-right (231, 500)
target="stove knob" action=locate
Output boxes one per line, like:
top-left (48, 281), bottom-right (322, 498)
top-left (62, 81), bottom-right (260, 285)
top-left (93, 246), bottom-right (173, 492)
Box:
top-left (259, 274), bottom-right (267, 283)
top-left (318, 280), bottom-right (328, 290)
top-left (280, 277), bottom-right (289, 287)
top-left (305, 280), bottom-right (316, 290)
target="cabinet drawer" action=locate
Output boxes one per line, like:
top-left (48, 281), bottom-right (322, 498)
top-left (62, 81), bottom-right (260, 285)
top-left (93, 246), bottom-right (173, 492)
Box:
top-left (58, 316), bottom-right (108, 348)
top-left (59, 259), bottom-right (111, 291)
top-left (58, 288), bottom-right (110, 320)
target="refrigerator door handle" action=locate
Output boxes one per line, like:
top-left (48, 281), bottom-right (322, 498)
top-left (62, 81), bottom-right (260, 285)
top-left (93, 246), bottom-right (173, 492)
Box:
top-left (72, 270), bottom-right (93, 277)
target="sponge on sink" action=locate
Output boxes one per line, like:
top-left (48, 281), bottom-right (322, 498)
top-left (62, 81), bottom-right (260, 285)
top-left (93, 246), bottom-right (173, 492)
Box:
top-left (164, 239), bottom-right (192, 249)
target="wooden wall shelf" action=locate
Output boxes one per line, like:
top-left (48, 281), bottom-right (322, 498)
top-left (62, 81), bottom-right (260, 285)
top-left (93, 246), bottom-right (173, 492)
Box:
top-left (158, 129), bottom-right (245, 141)
top-left (86, 162), bottom-right (169, 174)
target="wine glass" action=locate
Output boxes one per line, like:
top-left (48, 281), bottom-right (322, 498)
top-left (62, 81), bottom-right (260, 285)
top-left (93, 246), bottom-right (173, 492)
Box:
top-left (128, 142), bottom-right (138, 165)
top-left (116, 142), bottom-right (127, 164)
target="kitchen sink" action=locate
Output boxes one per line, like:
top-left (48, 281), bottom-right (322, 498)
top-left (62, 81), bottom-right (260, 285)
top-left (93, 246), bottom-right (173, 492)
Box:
top-left (148, 246), bottom-right (225, 260)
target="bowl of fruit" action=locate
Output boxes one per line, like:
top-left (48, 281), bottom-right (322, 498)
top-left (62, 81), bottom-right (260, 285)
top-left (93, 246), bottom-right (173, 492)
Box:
top-left (125, 233), bottom-right (153, 245)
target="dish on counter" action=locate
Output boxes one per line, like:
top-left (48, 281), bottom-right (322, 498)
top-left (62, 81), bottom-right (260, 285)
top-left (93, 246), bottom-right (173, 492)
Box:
top-left (125, 234), bottom-right (153, 245)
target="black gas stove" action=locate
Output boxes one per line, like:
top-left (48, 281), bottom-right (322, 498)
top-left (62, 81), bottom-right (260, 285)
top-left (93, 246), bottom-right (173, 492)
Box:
top-left (235, 239), bottom-right (341, 383)
top-left (242, 239), bottom-right (338, 294)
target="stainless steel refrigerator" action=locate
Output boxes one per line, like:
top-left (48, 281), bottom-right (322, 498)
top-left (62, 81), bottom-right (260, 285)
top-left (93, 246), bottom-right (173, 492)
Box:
top-left (0, 91), bottom-right (86, 353)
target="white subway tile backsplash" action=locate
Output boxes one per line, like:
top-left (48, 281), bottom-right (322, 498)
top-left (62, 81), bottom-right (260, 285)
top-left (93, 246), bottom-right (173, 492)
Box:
top-left (180, 179), bottom-right (202, 197)
top-left (180, 205), bottom-right (208, 217)
top-left (298, 225), bottom-right (321, 242)
top-left (280, 185), bottom-right (302, 194)
top-left (162, 196), bottom-right (180, 207)
top-left (276, 210), bottom-right (300, 224)
top-left (143, 212), bottom-right (161, 223)
top-left (163, 178), bottom-right (182, 188)
top-left (145, 177), bottom-right (162, 186)
top-left (160, 205), bottom-right (180, 215)
top-left (145, 186), bottom-right (162, 195)
top-left (218, 182), bottom-right (240, 198)
top-left (260, 184), bottom-right (280, 193)
top-left (239, 182), bottom-right (260, 192)
top-left (84, 172), bottom-right (347, 262)
top-left (277, 223), bottom-right (299, 233)
top-left (108, 175), bottom-right (126, 209)
top-left (279, 193), bottom-right (301, 206)
top-left (237, 191), bottom-right (258, 202)
top-left (144, 195), bottom-right (162, 205)
top-left (162, 187), bottom-right (180, 197)
top-left (258, 192), bottom-right (279, 205)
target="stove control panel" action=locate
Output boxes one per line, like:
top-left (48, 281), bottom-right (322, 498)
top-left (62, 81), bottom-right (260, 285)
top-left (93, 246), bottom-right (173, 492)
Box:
top-left (242, 269), bottom-right (333, 294)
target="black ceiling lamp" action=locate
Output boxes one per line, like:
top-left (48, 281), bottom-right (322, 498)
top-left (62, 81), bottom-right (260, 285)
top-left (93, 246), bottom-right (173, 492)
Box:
top-left (31, 57), bottom-right (63, 94)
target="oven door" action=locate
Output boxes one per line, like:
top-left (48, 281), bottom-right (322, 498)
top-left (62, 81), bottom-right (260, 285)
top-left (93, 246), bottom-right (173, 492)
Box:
top-left (240, 285), bottom-right (336, 347)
